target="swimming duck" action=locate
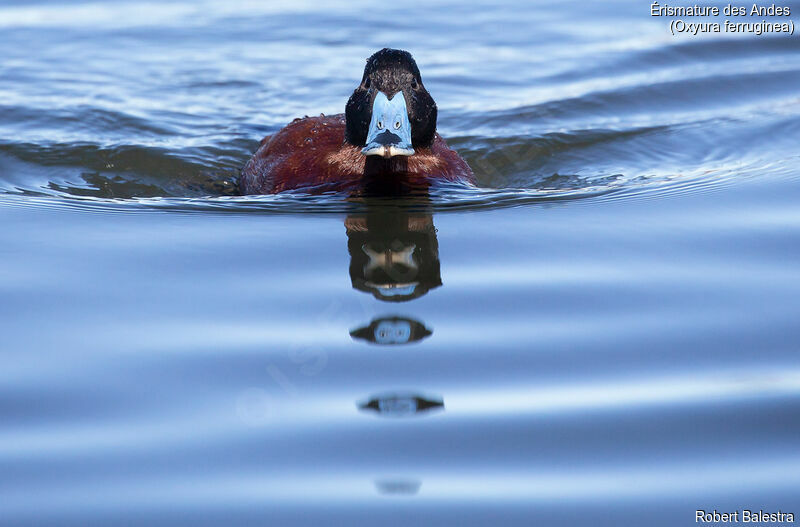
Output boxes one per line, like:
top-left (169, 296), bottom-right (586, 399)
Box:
top-left (240, 48), bottom-right (475, 194)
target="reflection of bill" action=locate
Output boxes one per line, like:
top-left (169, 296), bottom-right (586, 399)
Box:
top-left (346, 211), bottom-right (442, 302)
top-left (374, 479), bottom-right (421, 496)
top-left (358, 393), bottom-right (444, 417)
top-left (350, 316), bottom-right (432, 345)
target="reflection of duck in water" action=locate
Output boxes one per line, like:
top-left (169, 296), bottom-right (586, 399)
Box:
top-left (350, 316), bottom-right (432, 345)
top-left (374, 479), bottom-right (422, 496)
top-left (346, 209), bottom-right (441, 302)
top-left (358, 393), bottom-right (444, 417)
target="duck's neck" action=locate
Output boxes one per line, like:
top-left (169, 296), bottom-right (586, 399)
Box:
top-left (361, 156), bottom-right (431, 196)
top-left (364, 155), bottom-right (409, 177)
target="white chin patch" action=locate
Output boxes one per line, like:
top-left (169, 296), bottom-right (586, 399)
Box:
top-left (361, 144), bottom-right (415, 158)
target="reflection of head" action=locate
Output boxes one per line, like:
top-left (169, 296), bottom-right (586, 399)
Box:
top-left (346, 211), bottom-right (441, 302)
top-left (358, 393), bottom-right (444, 417)
top-left (350, 316), bottom-right (432, 345)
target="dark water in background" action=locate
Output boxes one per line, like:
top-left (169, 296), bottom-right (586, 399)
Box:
top-left (2, 0), bottom-right (800, 525)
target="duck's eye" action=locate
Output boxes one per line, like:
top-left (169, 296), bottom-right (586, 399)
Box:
top-left (377, 120), bottom-right (383, 130)
top-left (411, 78), bottom-right (418, 89)
top-left (394, 120), bottom-right (401, 130)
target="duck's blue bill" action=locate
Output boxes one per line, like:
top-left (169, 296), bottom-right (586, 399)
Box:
top-left (361, 91), bottom-right (415, 158)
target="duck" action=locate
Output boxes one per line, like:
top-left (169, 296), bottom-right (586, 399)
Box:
top-left (240, 48), bottom-right (475, 194)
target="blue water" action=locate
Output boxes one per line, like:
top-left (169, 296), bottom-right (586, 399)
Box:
top-left (1, 1), bottom-right (800, 525)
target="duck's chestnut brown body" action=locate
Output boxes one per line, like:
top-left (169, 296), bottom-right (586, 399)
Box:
top-left (239, 48), bottom-right (475, 195)
top-left (240, 114), bottom-right (474, 194)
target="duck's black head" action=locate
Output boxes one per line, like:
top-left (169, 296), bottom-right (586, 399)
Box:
top-left (345, 48), bottom-right (437, 157)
